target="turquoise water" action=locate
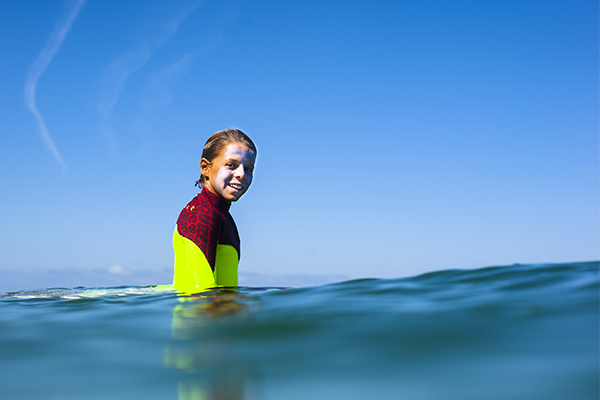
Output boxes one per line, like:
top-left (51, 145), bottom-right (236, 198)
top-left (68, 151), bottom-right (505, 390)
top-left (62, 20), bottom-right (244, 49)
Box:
top-left (1, 262), bottom-right (598, 399)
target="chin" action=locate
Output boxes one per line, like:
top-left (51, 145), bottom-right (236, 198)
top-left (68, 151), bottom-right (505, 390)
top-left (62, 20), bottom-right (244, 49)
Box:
top-left (227, 191), bottom-right (246, 203)
top-left (224, 194), bottom-right (240, 202)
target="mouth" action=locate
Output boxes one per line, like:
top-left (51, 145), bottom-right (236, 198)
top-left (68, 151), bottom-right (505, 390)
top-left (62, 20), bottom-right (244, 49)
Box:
top-left (228, 183), bottom-right (244, 191)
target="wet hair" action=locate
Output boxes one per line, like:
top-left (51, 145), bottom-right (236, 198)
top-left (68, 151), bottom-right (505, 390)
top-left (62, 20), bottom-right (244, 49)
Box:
top-left (195, 128), bottom-right (257, 188)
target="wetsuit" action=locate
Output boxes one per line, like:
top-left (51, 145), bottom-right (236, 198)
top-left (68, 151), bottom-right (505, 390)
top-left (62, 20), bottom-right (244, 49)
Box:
top-left (172, 187), bottom-right (240, 293)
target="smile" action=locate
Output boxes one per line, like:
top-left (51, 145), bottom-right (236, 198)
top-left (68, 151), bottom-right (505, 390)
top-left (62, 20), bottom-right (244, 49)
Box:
top-left (228, 183), bottom-right (243, 190)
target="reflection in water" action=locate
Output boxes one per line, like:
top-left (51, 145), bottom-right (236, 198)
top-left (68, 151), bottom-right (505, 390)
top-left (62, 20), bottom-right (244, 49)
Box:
top-left (164, 289), bottom-right (259, 400)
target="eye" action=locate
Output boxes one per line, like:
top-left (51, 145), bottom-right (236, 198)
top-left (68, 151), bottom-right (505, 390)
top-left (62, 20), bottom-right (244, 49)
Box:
top-left (245, 166), bottom-right (254, 173)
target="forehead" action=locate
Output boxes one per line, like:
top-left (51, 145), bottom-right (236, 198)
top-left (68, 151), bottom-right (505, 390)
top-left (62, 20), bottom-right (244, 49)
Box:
top-left (220, 143), bottom-right (256, 162)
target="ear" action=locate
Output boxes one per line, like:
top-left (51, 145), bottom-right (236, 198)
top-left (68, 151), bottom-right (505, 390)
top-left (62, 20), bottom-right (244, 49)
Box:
top-left (200, 158), bottom-right (211, 178)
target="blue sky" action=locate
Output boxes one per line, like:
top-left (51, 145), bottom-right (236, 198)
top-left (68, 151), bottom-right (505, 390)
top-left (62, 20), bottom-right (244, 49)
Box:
top-left (0, 0), bottom-right (598, 291)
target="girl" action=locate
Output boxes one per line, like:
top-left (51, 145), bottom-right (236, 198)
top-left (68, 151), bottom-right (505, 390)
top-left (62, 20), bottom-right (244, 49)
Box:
top-left (172, 128), bottom-right (257, 293)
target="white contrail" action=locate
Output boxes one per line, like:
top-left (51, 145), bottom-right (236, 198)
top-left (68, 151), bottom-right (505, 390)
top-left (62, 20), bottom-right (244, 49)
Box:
top-left (135, 53), bottom-right (194, 133)
top-left (142, 53), bottom-right (194, 112)
top-left (24, 0), bottom-right (85, 170)
top-left (97, 1), bottom-right (203, 153)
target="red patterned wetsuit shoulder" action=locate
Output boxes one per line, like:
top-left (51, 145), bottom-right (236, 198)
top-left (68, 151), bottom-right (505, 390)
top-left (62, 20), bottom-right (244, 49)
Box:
top-left (176, 188), bottom-right (241, 271)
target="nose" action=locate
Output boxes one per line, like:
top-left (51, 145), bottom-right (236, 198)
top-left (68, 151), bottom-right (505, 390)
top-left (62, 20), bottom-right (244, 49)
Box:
top-left (233, 164), bottom-right (245, 179)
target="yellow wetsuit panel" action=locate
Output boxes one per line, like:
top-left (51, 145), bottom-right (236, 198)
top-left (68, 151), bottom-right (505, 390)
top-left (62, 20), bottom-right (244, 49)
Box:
top-left (172, 228), bottom-right (239, 293)
top-left (172, 228), bottom-right (215, 293)
top-left (214, 244), bottom-right (239, 286)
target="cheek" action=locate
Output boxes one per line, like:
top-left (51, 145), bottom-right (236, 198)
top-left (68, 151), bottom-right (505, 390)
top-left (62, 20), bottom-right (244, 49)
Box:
top-left (214, 168), bottom-right (231, 185)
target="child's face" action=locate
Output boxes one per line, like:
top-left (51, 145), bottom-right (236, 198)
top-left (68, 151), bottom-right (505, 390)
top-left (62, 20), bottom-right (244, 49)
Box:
top-left (202, 143), bottom-right (256, 203)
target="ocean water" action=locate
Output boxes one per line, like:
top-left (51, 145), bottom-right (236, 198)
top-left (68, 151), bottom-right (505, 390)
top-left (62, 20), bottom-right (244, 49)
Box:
top-left (0, 262), bottom-right (597, 400)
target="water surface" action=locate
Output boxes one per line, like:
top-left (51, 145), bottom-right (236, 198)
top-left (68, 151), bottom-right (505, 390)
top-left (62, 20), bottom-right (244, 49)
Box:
top-left (1, 262), bottom-right (598, 399)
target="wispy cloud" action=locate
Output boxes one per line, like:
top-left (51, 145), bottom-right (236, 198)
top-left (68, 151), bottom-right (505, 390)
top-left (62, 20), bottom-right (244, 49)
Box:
top-left (136, 53), bottom-right (194, 131)
top-left (24, 0), bottom-right (85, 170)
top-left (97, 1), bottom-right (203, 153)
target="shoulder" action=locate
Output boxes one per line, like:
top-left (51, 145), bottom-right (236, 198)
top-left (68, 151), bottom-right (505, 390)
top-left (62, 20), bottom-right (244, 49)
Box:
top-left (177, 192), bottom-right (226, 228)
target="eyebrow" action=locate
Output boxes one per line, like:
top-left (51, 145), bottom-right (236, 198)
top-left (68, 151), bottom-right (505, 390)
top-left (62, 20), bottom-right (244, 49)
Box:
top-left (223, 153), bottom-right (255, 162)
